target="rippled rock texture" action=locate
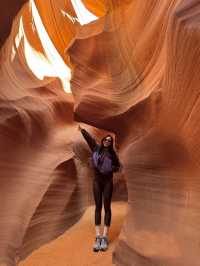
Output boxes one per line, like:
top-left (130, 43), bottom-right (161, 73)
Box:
top-left (1, 0), bottom-right (200, 265)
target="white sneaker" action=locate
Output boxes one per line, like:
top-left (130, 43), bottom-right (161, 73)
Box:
top-left (93, 236), bottom-right (101, 252)
top-left (100, 236), bottom-right (109, 251)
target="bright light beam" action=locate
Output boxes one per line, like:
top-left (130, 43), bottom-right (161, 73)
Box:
top-left (13, 0), bottom-right (71, 93)
top-left (30, 0), bottom-right (71, 92)
top-left (71, 0), bottom-right (98, 25)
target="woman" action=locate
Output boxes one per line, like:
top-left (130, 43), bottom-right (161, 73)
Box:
top-left (78, 125), bottom-right (121, 252)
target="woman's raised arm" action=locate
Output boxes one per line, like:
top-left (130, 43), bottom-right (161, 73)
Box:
top-left (79, 125), bottom-right (97, 152)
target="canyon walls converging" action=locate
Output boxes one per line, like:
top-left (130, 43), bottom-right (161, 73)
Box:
top-left (0, 0), bottom-right (200, 265)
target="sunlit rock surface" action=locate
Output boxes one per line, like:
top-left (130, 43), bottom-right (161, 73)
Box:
top-left (0, 0), bottom-right (200, 266)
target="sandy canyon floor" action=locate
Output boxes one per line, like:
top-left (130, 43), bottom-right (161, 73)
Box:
top-left (19, 201), bottom-right (127, 266)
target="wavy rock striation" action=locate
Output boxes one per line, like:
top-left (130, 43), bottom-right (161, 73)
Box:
top-left (0, 0), bottom-right (200, 266)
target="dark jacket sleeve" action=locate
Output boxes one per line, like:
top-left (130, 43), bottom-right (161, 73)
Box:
top-left (112, 151), bottom-right (121, 172)
top-left (81, 129), bottom-right (97, 152)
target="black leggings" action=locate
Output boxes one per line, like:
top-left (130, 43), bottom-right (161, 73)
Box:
top-left (93, 177), bottom-right (113, 226)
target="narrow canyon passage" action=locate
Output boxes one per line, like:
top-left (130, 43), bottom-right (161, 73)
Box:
top-left (19, 202), bottom-right (127, 266)
top-left (1, 1), bottom-right (200, 266)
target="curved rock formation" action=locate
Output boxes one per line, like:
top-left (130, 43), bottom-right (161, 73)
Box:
top-left (1, 0), bottom-right (200, 266)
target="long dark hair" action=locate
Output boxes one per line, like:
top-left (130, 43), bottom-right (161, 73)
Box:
top-left (99, 134), bottom-right (120, 167)
top-left (100, 134), bottom-right (114, 153)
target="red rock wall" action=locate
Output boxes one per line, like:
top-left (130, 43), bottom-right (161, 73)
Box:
top-left (1, 0), bottom-right (200, 266)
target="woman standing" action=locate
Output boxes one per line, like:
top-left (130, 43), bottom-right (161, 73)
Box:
top-left (78, 125), bottom-right (121, 252)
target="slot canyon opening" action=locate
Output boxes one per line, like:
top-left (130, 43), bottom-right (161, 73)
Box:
top-left (2, 1), bottom-right (200, 266)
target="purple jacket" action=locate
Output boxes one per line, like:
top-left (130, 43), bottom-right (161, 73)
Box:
top-left (81, 129), bottom-right (120, 176)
